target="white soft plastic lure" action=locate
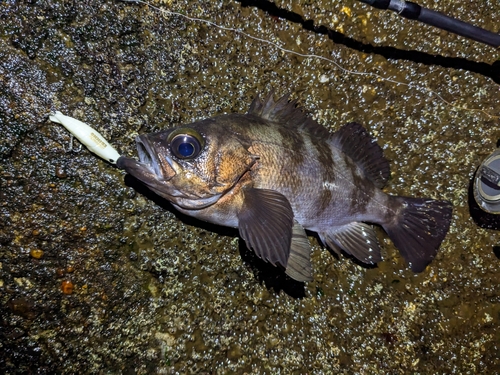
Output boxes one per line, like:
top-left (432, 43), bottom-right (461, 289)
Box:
top-left (49, 111), bottom-right (121, 164)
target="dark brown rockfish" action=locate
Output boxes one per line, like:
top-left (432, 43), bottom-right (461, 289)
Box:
top-left (117, 93), bottom-right (452, 281)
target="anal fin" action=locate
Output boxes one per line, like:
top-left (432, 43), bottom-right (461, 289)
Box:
top-left (320, 222), bottom-right (381, 265)
top-left (285, 221), bottom-right (313, 282)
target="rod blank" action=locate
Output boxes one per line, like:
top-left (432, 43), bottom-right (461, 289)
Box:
top-left (359, 0), bottom-right (500, 48)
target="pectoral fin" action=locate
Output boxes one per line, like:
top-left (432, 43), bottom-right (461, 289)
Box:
top-left (285, 221), bottom-right (313, 282)
top-left (238, 188), bottom-right (294, 267)
top-left (320, 222), bottom-right (381, 265)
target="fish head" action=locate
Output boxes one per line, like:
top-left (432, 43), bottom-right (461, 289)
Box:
top-left (117, 117), bottom-right (257, 210)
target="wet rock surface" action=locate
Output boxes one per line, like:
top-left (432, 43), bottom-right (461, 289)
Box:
top-left (0, 0), bottom-right (499, 373)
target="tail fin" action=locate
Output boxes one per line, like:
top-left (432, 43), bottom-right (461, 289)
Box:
top-left (383, 197), bottom-right (453, 272)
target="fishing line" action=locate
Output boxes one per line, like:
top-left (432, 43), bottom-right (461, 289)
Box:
top-left (121, 0), bottom-right (499, 119)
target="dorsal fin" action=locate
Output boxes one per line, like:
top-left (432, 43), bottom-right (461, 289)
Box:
top-left (331, 122), bottom-right (390, 188)
top-left (247, 91), bottom-right (331, 139)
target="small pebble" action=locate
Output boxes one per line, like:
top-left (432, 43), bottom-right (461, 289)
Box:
top-left (61, 280), bottom-right (74, 294)
top-left (55, 165), bottom-right (67, 179)
top-left (56, 268), bottom-right (65, 278)
top-left (30, 249), bottom-right (44, 259)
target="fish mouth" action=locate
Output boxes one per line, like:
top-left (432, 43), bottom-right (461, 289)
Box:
top-left (136, 134), bottom-right (165, 179)
top-left (116, 135), bottom-right (176, 183)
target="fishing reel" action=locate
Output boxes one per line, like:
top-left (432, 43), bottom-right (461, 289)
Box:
top-left (473, 147), bottom-right (500, 214)
top-left (472, 146), bottom-right (500, 257)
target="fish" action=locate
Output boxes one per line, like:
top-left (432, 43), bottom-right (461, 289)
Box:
top-left (116, 92), bottom-right (453, 281)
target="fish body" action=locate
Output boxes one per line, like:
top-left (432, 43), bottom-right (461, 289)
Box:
top-left (117, 93), bottom-right (452, 281)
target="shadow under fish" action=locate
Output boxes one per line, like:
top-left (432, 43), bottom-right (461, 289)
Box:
top-left (117, 92), bottom-right (453, 281)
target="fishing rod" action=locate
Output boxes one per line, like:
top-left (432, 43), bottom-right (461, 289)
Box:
top-left (358, 0), bottom-right (500, 48)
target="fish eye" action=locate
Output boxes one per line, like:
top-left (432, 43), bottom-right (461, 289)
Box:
top-left (168, 128), bottom-right (204, 159)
